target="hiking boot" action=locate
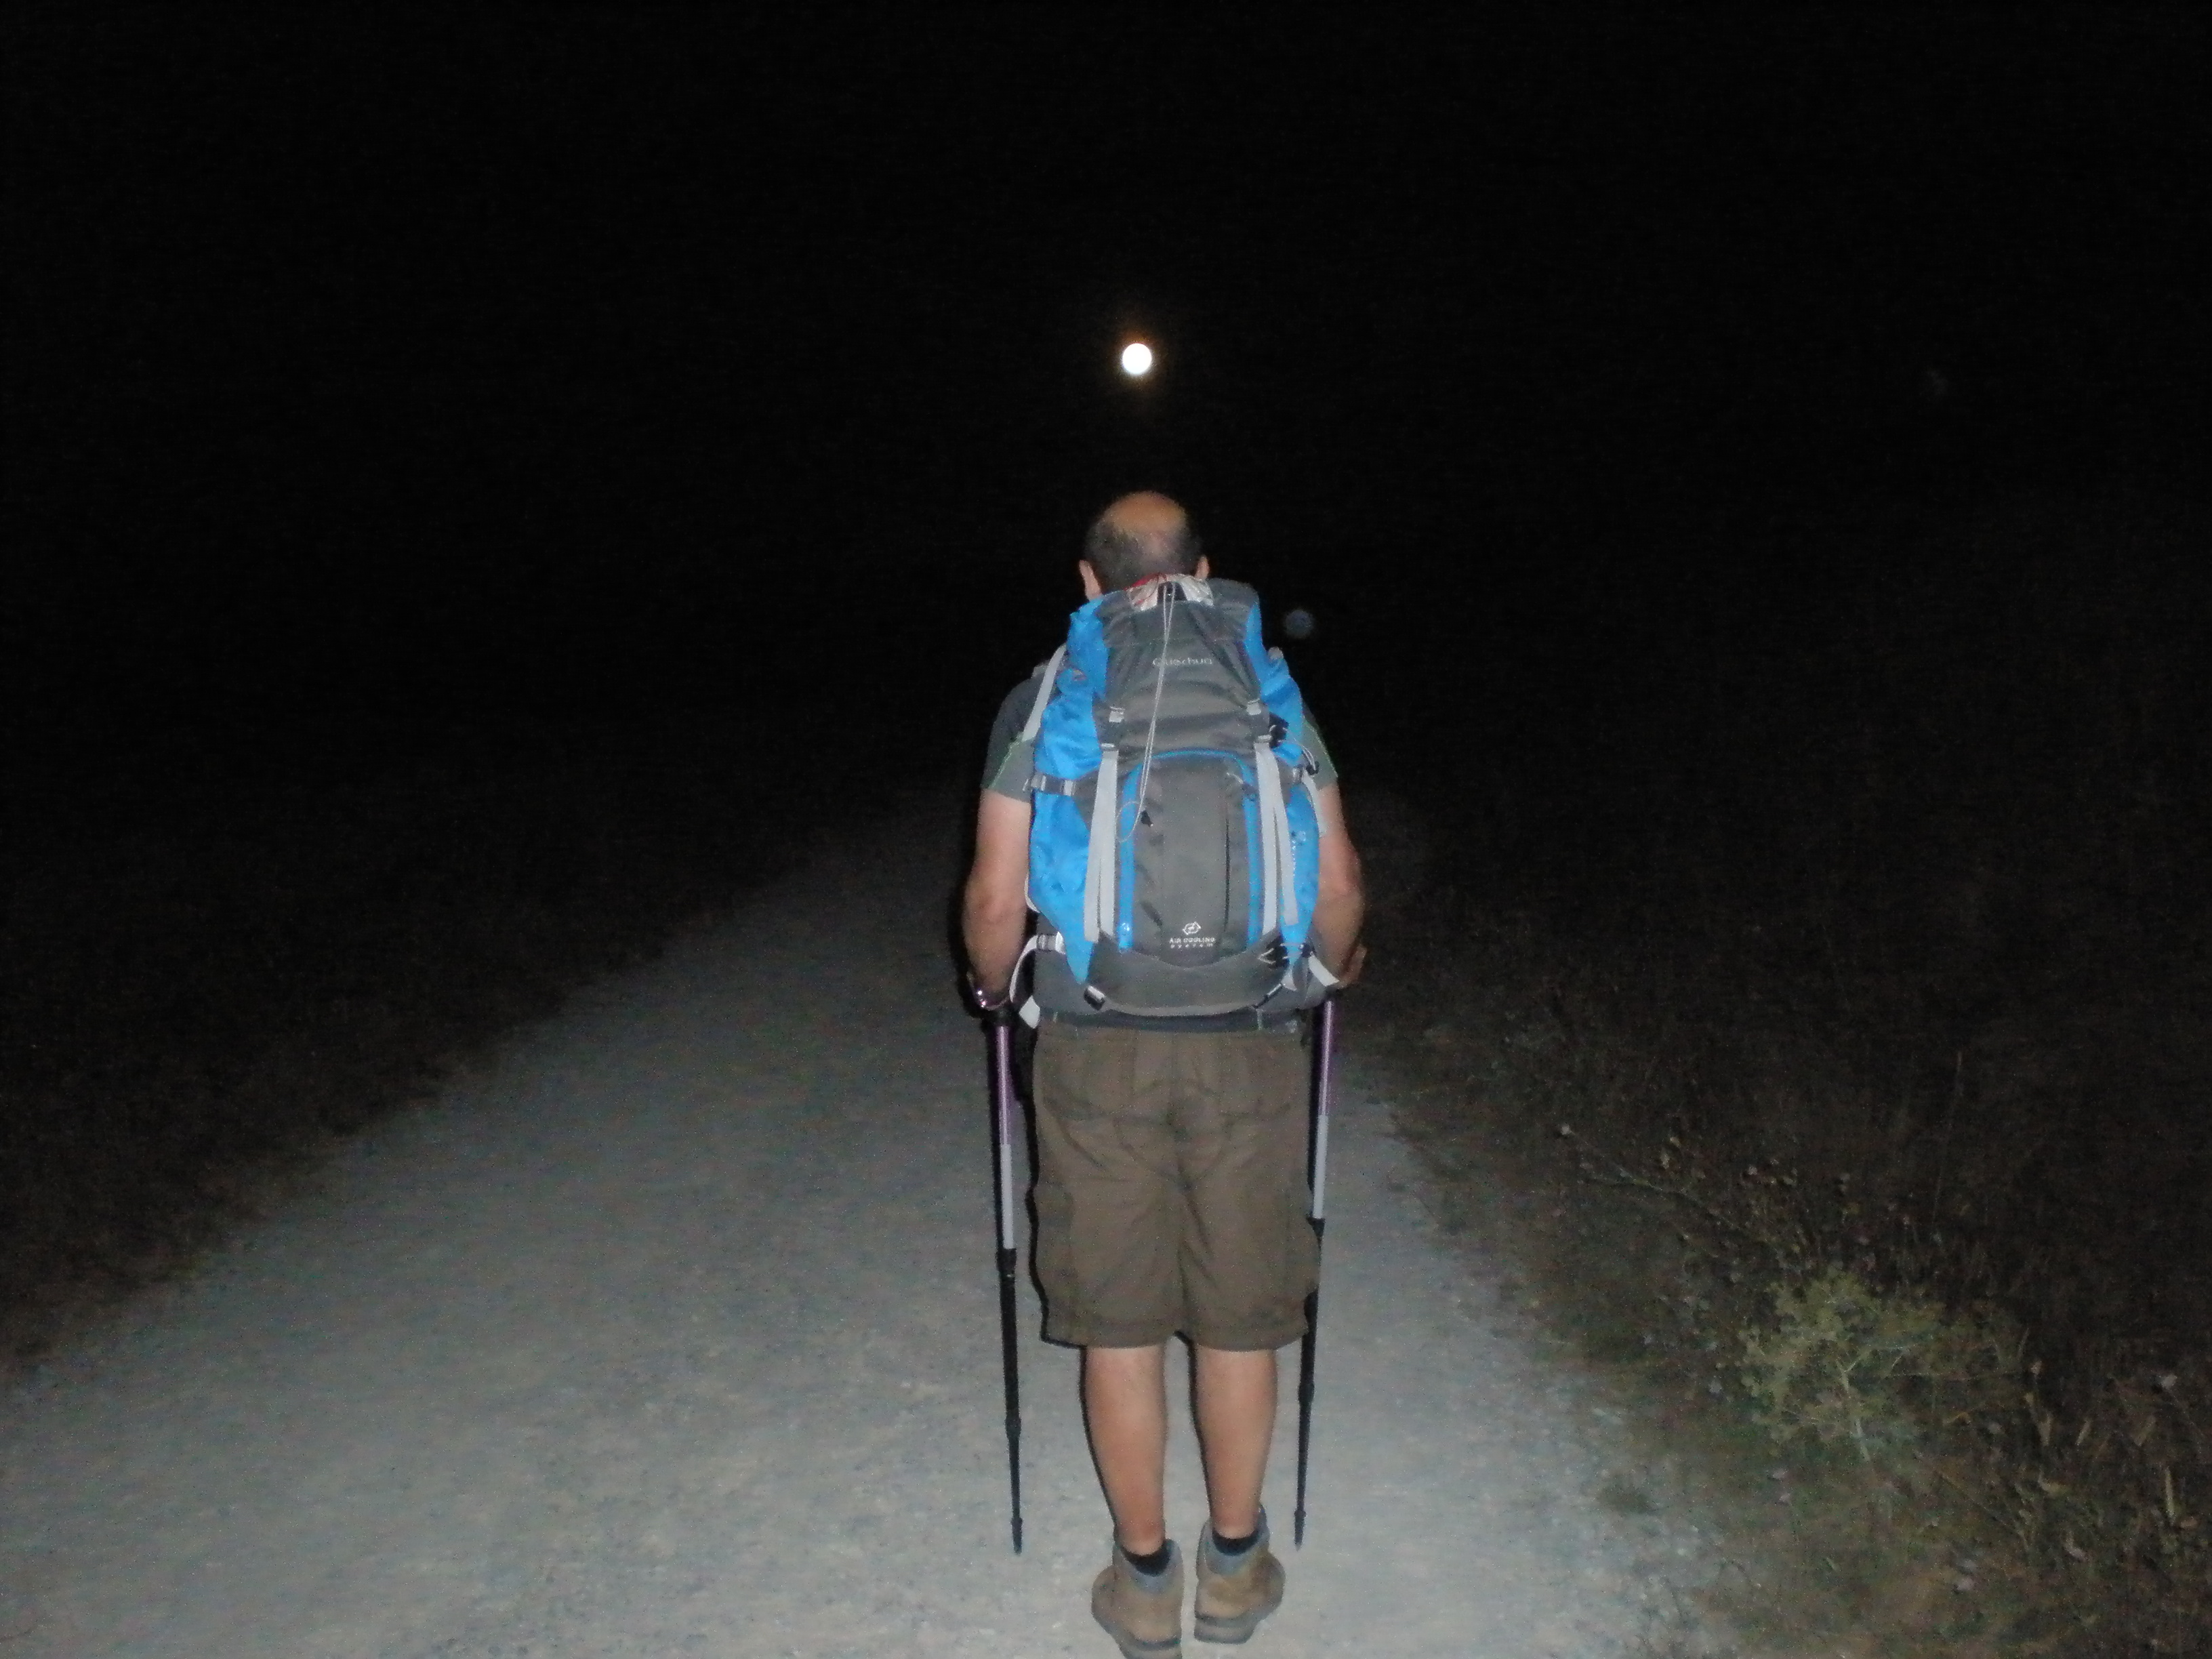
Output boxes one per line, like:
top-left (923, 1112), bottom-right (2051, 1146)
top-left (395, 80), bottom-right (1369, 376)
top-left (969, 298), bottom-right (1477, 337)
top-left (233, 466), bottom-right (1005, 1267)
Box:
top-left (1192, 1511), bottom-right (1284, 1645)
top-left (1091, 1539), bottom-right (1185, 1658)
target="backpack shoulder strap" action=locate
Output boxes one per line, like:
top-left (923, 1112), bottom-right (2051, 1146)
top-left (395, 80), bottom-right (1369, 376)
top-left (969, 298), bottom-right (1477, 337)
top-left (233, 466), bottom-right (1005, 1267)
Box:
top-left (1018, 645), bottom-right (1066, 744)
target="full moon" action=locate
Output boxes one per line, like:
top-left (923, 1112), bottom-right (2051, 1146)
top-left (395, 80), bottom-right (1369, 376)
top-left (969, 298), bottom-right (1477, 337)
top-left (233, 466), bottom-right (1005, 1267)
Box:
top-left (1120, 341), bottom-right (1154, 377)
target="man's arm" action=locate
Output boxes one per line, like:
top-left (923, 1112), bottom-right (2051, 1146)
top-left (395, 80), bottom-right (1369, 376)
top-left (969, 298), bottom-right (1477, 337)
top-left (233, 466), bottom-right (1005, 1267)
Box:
top-left (1309, 784), bottom-right (1367, 987)
top-left (962, 789), bottom-right (1032, 1004)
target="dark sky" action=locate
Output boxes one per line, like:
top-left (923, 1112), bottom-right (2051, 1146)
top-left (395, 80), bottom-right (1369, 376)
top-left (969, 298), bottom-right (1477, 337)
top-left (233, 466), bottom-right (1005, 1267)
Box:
top-left (7, 9), bottom-right (2208, 760)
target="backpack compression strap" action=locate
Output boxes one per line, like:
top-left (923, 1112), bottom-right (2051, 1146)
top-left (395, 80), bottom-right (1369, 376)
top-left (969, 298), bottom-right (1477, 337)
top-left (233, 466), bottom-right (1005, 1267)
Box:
top-left (1254, 737), bottom-right (1296, 934)
top-left (1084, 739), bottom-right (1119, 946)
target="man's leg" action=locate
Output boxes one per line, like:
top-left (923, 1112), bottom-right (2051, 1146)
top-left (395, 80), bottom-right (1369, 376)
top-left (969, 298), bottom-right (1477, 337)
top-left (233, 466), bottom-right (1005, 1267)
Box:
top-left (1192, 1345), bottom-right (1276, 1538)
top-left (1084, 1344), bottom-right (1169, 1554)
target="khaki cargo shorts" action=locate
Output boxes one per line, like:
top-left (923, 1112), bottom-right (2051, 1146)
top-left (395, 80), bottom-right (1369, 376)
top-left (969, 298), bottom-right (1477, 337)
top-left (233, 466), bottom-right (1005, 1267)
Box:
top-left (1031, 1022), bottom-right (1319, 1351)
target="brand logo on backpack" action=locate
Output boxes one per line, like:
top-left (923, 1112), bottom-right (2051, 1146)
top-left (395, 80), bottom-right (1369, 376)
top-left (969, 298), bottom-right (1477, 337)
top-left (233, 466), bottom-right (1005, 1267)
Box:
top-left (1151, 655), bottom-right (1216, 669)
top-left (1169, 920), bottom-right (1217, 951)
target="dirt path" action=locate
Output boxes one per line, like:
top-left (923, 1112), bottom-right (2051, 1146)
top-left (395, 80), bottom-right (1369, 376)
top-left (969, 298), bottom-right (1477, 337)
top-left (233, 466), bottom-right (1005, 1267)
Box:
top-left (2, 815), bottom-right (1721, 1656)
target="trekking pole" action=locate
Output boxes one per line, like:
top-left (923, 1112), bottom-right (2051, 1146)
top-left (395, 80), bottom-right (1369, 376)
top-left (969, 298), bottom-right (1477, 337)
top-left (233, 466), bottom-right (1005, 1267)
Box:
top-left (986, 1004), bottom-right (1025, 1554)
top-left (1293, 990), bottom-right (1340, 1549)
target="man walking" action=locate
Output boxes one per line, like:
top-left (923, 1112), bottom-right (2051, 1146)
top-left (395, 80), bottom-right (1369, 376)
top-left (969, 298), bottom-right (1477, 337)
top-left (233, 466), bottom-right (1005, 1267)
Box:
top-left (962, 492), bottom-right (1365, 1656)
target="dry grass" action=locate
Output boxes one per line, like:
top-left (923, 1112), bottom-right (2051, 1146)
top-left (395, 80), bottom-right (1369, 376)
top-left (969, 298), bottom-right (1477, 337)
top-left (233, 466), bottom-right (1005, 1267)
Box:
top-left (1351, 491), bottom-right (2212, 1655)
top-left (1366, 889), bottom-right (2211, 1656)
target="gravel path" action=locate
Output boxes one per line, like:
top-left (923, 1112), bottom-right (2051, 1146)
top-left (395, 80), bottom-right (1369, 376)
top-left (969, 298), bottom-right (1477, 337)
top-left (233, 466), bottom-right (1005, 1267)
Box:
top-left (2, 815), bottom-right (1718, 1656)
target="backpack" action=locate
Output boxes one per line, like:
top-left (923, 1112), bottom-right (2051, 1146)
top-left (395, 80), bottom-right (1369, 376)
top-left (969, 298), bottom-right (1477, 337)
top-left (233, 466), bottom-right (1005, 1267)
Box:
top-left (1014, 573), bottom-right (1336, 1024)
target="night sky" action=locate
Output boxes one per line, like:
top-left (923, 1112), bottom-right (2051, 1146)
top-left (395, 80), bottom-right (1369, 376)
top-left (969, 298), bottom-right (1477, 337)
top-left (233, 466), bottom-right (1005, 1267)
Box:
top-left (9, 9), bottom-right (2208, 804)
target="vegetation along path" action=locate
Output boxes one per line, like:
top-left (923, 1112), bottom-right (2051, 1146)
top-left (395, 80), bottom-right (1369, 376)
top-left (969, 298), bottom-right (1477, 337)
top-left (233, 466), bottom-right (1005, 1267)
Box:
top-left (1, 815), bottom-right (1726, 1656)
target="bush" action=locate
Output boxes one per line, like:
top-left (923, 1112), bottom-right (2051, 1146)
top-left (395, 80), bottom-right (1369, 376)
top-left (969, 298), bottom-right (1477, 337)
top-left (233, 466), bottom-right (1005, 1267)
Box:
top-left (1740, 1268), bottom-right (2016, 1466)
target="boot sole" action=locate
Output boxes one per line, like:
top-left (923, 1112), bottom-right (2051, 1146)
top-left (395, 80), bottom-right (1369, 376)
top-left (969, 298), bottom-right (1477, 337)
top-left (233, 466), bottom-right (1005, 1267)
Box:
top-left (1092, 1612), bottom-right (1183, 1659)
top-left (1193, 1595), bottom-right (1281, 1645)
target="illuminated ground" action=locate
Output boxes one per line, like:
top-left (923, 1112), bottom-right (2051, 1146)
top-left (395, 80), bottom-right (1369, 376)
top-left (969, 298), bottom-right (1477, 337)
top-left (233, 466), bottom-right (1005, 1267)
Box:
top-left (0, 813), bottom-right (1723, 1656)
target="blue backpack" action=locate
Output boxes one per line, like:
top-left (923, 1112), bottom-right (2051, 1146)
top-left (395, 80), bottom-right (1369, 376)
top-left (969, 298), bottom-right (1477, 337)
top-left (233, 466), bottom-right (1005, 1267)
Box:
top-left (1013, 573), bottom-right (1335, 1023)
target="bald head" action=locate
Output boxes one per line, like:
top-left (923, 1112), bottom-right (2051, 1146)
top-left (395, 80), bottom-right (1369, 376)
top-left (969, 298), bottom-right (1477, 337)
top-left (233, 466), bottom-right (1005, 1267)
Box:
top-left (1101, 491), bottom-right (1187, 541)
top-left (1081, 491), bottom-right (1206, 594)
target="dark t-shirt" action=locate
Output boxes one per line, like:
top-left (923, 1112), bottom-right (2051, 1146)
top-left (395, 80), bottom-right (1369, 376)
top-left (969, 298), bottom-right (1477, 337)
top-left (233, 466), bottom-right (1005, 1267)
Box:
top-left (980, 661), bottom-right (1340, 1031)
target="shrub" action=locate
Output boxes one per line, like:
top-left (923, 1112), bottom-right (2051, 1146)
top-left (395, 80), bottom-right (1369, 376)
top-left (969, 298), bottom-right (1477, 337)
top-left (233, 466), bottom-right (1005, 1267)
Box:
top-left (1740, 1267), bottom-right (2015, 1465)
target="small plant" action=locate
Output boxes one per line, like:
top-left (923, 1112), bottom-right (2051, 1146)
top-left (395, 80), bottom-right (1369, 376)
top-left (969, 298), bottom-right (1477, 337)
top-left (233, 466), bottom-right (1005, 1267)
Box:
top-left (1740, 1268), bottom-right (2011, 1464)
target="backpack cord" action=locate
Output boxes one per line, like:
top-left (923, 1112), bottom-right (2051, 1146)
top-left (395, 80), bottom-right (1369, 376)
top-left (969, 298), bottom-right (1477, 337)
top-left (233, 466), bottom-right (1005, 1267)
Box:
top-left (1124, 584), bottom-right (1174, 845)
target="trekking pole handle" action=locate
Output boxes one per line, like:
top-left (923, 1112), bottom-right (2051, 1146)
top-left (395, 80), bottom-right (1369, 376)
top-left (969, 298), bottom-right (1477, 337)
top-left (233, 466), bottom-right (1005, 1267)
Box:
top-left (967, 971), bottom-right (1011, 1017)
